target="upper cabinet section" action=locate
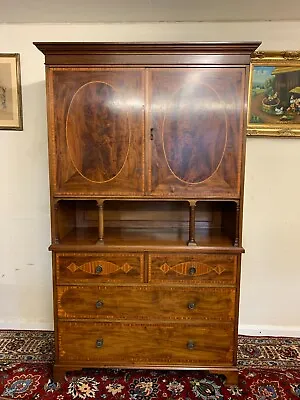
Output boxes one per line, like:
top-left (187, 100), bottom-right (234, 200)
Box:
top-left (35, 42), bottom-right (260, 198)
top-left (148, 68), bottom-right (245, 198)
top-left (48, 68), bottom-right (145, 196)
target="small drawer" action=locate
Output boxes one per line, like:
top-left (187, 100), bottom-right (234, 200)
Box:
top-left (148, 253), bottom-right (237, 285)
top-left (55, 253), bottom-right (144, 284)
top-left (57, 285), bottom-right (236, 322)
top-left (58, 321), bottom-right (234, 366)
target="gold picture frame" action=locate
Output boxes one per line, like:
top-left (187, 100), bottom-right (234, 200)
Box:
top-left (0, 54), bottom-right (23, 130)
top-left (247, 51), bottom-right (300, 137)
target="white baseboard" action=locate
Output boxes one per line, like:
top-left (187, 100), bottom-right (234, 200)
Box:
top-left (0, 321), bottom-right (299, 337)
top-left (0, 321), bottom-right (53, 331)
top-left (239, 324), bottom-right (300, 337)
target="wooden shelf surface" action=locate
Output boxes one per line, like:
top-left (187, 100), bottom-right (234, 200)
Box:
top-left (50, 227), bottom-right (244, 253)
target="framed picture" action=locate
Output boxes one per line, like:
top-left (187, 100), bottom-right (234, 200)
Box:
top-left (0, 54), bottom-right (23, 130)
top-left (247, 51), bottom-right (300, 137)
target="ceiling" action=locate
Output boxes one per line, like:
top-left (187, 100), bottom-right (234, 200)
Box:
top-left (1, 0), bottom-right (300, 23)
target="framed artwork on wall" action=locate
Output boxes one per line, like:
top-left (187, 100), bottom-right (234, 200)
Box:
top-left (0, 54), bottom-right (23, 130)
top-left (247, 51), bottom-right (300, 137)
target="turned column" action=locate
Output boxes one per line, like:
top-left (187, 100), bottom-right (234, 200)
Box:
top-left (53, 200), bottom-right (60, 244)
top-left (97, 200), bottom-right (104, 245)
top-left (234, 202), bottom-right (240, 247)
top-left (187, 200), bottom-right (197, 246)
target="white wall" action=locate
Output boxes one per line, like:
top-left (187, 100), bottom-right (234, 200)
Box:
top-left (0, 22), bottom-right (299, 336)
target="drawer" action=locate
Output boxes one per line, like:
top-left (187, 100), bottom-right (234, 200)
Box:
top-left (148, 253), bottom-right (237, 285)
top-left (57, 285), bottom-right (236, 322)
top-left (58, 321), bottom-right (234, 366)
top-left (55, 253), bottom-right (144, 284)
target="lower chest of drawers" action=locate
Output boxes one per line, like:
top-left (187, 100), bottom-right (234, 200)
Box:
top-left (54, 251), bottom-right (239, 367)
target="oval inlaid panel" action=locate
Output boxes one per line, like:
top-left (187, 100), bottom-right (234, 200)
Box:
top-left (163, 83), bottom-right (227, 183)
top-left (66, 82), bottom-right (130, 183)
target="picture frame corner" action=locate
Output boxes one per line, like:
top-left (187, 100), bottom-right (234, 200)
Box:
top-left (0, 52), bottom-right (23, 131)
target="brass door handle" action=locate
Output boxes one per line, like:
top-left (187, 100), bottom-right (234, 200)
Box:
top-left (150, 127), bottom-right (154, 140)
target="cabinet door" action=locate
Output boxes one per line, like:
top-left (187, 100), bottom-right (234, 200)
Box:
top-left (48, 68), bottom-right (144, 196)
top-left (148, 68), bottom-right (246, 198)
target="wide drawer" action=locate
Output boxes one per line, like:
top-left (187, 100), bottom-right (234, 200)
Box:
top-left (58, 321), bottom-right (234, 366)
top-left (55, 253), bottom-right (144, 283)
top-left (57, 285), bottom-right (235, 321)
top-left (148, 253), bottom-right (237, 285)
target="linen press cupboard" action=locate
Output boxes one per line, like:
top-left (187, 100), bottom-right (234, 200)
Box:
top-left (34, 41), bottom-right (260, 384)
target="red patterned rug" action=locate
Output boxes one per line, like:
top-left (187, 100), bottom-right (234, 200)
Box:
top-left (0, 331), bottom-right (300, 399)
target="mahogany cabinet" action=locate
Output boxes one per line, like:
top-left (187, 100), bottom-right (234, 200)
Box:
top-left (35, 41), bottom-right (260, 384)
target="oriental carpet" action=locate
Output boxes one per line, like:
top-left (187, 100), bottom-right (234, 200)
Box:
top-left (0, 331), bottom-right (299, 400)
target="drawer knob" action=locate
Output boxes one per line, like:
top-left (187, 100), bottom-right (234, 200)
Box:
top-left (96, 338), bottom-right (104, 348)
top-left (188, 266), bottom-right (196, 275)
top-left (187, 340), bottom-right (196, 350)
top-left (95, 300), bottom-right (104, 309)
top-left (187, 302), bottom-right (196, 310)
top-left (95, 265), bottom-right (103, 274)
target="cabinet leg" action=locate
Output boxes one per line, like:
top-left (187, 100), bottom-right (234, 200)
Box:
top-left (52, 365), bottom-right (68, 383)
top-left (224, 370), bottom-right (239, 386)
top-left (209, 369), bottom-right (239, 386)
top-left (52, 364), bottom-right (90, 382)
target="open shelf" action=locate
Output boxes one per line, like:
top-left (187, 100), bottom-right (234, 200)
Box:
top-left (59, 227), bottom-right (235, 247)
top-left (54, 199), bottom-right (238, 248)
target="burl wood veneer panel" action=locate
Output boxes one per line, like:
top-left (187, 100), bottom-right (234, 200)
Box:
top-left (148, 68), bottom-right (246, 198)
top-left (48, 68), bottom-right (145, 196)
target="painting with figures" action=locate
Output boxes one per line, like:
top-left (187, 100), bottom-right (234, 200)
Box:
top-left (249, 65), bottom-right (300, 126)
top-left (247, 52), bottom-right (300, 137)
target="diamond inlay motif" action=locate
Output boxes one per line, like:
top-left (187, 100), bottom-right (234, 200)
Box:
top-left (66, 260), bottom-right (135, 275)
top-left (122, 263), bottom-right (133, 273)
top-left (160, 263), bottom-right (170, 274)
top-left (159, 261), bottom-right (227, 276)
top-left (213, 265), bottom-right (226, 275)
top-left (67, 263), bottom-right (79, 273)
